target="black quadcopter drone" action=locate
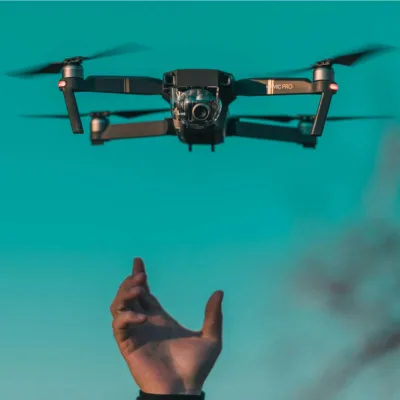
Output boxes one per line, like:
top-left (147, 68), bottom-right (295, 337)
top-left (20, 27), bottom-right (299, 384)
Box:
top-left (8, 43), bottom-right (395, 152)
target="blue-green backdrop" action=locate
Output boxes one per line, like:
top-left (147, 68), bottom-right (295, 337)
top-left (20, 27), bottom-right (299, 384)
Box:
top-left (0, 2), bottom-right (399, 400)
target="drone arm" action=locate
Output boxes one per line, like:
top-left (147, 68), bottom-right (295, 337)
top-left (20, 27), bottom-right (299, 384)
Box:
top-left (311, 89), bottom-right (333, 136)
top-left (92, 119), bottom-right (175, 143)
top-left (60, 86), bottom-right (84, 133)
top-left (81, 76), bottom-right (163, 95)
top-left (234, 78), bottom-right (314, 96)
top-left (59, 75), bottom-right (163, 95)
top-left (234, 78), bottom-right (337, 136)
top-left (58, 75), bottom-right (164, 134)
top-left (226, 118), bottom-right (317, 148)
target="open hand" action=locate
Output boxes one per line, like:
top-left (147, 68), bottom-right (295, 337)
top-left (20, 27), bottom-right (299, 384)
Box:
top-left (110, 258), bottom-right (224, 395)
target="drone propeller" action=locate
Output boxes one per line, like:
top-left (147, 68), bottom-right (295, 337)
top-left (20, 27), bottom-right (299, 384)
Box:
top-left (265, 44), bottom-right (396, 76)
top-left (22, 108), bottom-right (170, 120)
top-left (238, 115), bottom-right (394, 123)
top-left (7, 42), bottom-right (149, 78)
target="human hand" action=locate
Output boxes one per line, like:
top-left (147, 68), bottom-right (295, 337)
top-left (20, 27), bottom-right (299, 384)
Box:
top-left (110, 258), bottom-right (224, 395)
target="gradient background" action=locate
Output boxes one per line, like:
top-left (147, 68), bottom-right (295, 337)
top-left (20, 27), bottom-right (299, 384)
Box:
top-left (1, 2), bottom-right (400, 400)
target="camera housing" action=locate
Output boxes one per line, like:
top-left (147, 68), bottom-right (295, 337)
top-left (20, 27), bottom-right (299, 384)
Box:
top-left (161, 69), bottom-right (235, 147)
top-left (170, 88), bottom-right (222, 130)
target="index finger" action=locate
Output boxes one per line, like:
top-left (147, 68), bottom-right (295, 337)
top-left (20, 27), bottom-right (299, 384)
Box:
top-left (132, 257), bottom-right (150, 292)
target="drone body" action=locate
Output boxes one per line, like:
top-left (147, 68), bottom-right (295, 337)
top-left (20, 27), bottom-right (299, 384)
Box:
top-left (57, 65), bottom-right (334, 151)
top-left (163, 69), bottom-right (233, 150)
top-left (10, 43), bottom-right (395, 152)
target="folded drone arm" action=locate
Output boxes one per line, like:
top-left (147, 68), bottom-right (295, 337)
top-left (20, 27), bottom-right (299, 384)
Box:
top-left (226, 118), bottom-right (317, 148)
top-left (59, 75), bottom-right (164, 134)
top-left (80, 76), bottom-right (163, 95)
top-left (234, 78), bottom-right (316, 96)
top-left (91, 119), bottom-right (175, 144)
top-left (234, 78), bottom-right (337, 137)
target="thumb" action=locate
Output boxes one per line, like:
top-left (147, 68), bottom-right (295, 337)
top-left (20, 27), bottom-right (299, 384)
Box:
top-left (201, 290), bottom-right (224, 341)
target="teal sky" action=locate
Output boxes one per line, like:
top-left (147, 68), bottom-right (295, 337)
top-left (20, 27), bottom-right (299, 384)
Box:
top-left (1, 2), bottom-right (400, 400)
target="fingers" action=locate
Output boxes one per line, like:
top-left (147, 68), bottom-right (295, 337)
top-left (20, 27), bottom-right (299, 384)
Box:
top-left (112, 310), bottom-right (147, 345)
top-left (110, 280), bottom-right (147, 318)
top-left (201, 290), bottom-right (224, 342)
top-left (111, 287), bottom-right (149, 351)
top-left (133, 258), bottom-right (151, 293)
top-left (113, 310), bottom-right (147, 331)
top-left (132, 257), bottom-right (146, 275)
top-left (139, 287), bottom-right (162, 311)
top-left (119, 271), bottom-right (148, 293)
top-left (110, 258), bottom-right (159, 319)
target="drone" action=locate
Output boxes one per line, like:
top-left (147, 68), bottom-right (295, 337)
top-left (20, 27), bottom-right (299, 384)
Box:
top-left (8, 43), bottom-right (395, 152)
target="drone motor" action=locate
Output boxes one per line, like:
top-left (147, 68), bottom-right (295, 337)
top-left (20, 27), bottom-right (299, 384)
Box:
top-left (90, 115), bottom-right (109, 133)
top-left (298, 121), bottom-right (313, 135)
top-left (89, 115), bottom-right (109, 145)
top-left (313, 67), bottom-right (335, 82)
top-left (62, 63), bottom-right (84, 79)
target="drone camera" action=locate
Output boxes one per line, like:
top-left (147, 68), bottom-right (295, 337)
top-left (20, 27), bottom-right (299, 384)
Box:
top-left (171, 88), bottom-right (222, 130)
top-left (192, 103), bottom-right (211, 121)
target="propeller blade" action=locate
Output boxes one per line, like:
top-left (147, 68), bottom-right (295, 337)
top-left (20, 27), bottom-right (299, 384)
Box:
top-left (236, 115), bottom-right (394, 124)
top-left (7, 42), bottom-right (149, 78)
top-left (236, 115), bottom-right (297, 123)
top-left (22, 113), bottom-right (90, 119)
top-left (328, 45), bottom-right (396, 67)
top-left (109, 108), bottom-right (170, 119)
top-left (7, 62), bottom-right (67, 78)
top-left (326, 115), bottom-right (394, 121)
top-left (22, 108), bottom-right (169, 120)
top-left (83, 42), bottom-right (149, 61)
top-left (262, 44), bottom-right (396, 76)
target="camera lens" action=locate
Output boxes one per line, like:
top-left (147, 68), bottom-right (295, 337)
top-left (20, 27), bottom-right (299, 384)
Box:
top-left (192, 103), bottom-right (210, 121)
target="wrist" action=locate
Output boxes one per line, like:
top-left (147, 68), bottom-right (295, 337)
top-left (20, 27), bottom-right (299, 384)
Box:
top-left (139, 384), bottom-right (203, 396)
top-left (140, 389), bottom-right (203, 396)
top-left (166, 390), bottom-right (202, 396)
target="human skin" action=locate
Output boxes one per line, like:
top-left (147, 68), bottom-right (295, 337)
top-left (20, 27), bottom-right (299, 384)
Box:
top-left (110, 258), bottom-right (224, 395)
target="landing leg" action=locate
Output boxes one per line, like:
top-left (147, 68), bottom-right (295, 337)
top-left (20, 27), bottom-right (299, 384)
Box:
top-left (188, 144), bottom-right (193, 152)
top-left (211, 144), bottom-right (215, 152)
